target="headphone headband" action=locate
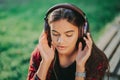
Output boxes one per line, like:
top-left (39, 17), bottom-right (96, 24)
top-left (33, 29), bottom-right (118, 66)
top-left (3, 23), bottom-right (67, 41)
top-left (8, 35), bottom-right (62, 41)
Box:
top-left (45, 3), bottom-right (86, 21)
top-left (44, 3), bottom-right (89, 47)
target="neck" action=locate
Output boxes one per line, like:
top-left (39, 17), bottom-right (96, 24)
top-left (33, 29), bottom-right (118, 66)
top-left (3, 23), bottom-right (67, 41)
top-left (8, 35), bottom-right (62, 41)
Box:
top-left (58, 51), bottom-right (77, 68)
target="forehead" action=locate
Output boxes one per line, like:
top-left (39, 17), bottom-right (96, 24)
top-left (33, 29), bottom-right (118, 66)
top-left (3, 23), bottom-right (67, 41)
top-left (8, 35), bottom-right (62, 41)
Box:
top-left (49, 19), bottom-right (78, 31)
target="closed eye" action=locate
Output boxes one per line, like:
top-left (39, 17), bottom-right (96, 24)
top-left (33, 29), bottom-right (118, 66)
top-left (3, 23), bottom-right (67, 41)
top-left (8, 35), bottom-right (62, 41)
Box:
top-left (65, 30), bottom-right (74, 37)
top-left (52, 33), bottom-right (60, 36)
top-left (66, 33), bottom-right (73, 37)
top-left (52, 30), bottom-right (60, 36)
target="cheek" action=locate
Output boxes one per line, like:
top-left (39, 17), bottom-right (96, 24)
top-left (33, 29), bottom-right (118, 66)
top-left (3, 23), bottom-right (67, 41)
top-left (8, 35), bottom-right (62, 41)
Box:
top-left (68, 36), bottom-right (78, 44)
top-left (67, 33), bottom-right (78, 42)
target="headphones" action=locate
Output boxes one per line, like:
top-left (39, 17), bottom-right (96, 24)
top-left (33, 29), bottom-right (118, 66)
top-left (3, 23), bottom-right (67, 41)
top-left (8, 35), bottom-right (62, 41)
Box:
top-left (44, 3), bottom-right (89, 47)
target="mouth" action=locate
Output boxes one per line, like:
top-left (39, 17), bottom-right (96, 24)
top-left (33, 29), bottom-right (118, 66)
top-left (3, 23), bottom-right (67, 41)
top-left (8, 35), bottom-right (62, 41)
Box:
top-left (57, 45), bottom-right (66, 50)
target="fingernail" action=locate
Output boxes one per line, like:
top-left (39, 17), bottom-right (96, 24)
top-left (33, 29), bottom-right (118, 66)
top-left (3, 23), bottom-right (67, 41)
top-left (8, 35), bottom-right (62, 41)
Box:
top-left (83, 37), bottom-right (86, 39)
top-left (87, 32), bottom-right (90, 35)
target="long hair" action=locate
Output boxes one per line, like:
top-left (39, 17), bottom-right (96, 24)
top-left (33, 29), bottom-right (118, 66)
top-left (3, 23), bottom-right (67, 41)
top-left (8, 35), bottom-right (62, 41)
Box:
top-left (45, 6), bottom-right (109, 80)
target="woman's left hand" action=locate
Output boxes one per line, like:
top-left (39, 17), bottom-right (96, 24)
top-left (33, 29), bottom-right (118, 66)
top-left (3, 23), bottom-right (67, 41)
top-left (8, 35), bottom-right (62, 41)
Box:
top-left (76, 33), bottom-right (93, 71)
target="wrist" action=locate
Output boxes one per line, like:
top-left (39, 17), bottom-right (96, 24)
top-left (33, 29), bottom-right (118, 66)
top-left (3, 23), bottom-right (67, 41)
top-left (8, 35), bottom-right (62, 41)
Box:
top-left (37, 60), bottom-right (51, 80)
top-left (42, 59), bottom-right (53, 65)
top-left (76, 65), bottom-right (85, 72)
top-left (75, 72), bottom-right (86, 78)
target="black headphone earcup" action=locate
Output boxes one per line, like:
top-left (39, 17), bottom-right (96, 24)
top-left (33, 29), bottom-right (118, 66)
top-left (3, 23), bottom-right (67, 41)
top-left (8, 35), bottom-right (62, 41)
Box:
top-left (83, 20), bottom-right (89, 34)
top-left (44, 20), bottom-right (49, 31)
top-left (44, 20), bottom-right (52, 47)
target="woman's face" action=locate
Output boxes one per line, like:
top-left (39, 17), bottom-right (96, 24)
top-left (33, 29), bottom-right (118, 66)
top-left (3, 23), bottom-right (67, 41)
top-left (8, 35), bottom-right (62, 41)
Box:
top-left (49, 19), bottom-right (79, 55)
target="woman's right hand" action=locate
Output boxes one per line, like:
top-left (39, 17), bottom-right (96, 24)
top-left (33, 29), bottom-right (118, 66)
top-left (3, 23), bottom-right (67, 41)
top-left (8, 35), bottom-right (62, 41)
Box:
top-left (38, 32), bottom-right (55, 63)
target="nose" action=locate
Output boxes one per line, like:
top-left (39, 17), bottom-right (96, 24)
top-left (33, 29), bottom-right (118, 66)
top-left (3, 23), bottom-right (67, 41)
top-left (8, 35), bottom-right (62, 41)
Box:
top-left (57, 36), bottom-right (64, 44)
top-left (57, 37), bottom-right (61, 43)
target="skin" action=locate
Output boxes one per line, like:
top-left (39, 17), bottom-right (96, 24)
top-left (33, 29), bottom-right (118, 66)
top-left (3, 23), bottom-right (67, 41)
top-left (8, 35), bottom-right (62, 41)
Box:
top-left (50, 19), bottom-right (79, 68)
top-left (37, 19), bottom-right (92, 80)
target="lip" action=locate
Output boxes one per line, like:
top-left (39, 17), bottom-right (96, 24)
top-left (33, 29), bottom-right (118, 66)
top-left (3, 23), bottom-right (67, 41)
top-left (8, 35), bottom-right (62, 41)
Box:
top-left (57, 46), bottom-right (66, 50)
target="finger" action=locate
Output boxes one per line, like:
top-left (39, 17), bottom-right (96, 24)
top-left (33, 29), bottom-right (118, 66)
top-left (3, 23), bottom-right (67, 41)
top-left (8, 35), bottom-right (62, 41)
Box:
top-left (83, 37), bottom-right (92, 48)
top-left (39, 31), bottom-right (44, 38)
top-left (87, 33), bottom-right (92, 43)
top-left (78, 42), bottom-right (82, 52)
top-left (39, 31), bottom-right (46, 39)
top-left (39, 32), bottom-right (47, 43)
top-left (51, 41), bottom-right (54, 49)
top-left (51, 45), bottom-right (55, 51)
top-left (83, 45), bottom-right (91, 58)
top-left (83, 37), bottom-right (89, 45)
top-left (38, 44), bottom-right (45, 56)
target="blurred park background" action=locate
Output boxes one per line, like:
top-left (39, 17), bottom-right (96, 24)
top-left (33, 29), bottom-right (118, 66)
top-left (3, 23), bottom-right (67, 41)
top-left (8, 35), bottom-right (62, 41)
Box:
top-left (0, 0), bottom-right (120, 80)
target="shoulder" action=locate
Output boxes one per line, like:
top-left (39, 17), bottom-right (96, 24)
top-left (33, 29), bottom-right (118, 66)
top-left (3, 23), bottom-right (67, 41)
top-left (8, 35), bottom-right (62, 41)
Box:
top-left (86, 44), bottom-right (109, 77)
top-left (88, 45), bottom-right (109, 72)
top-left (91, 44), bottom-right (108, 62)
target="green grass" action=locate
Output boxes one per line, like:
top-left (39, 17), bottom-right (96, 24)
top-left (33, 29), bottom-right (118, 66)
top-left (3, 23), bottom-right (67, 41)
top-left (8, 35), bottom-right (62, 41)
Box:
top-left (0, 0), bottom-right (120, 80)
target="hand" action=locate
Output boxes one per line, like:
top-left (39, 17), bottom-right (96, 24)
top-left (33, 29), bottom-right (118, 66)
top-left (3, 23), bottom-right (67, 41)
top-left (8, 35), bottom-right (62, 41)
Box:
top-left (76, 33), bottom-right (92, 69)
top-left (38, 32), bottom-right (55, 63)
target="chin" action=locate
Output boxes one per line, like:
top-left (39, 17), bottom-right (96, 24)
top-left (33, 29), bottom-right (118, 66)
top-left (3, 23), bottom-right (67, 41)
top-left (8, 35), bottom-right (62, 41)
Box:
top-left (57, 49), bottom-right (73, 55)
top-left (57, 49), bottom-right (67, 54)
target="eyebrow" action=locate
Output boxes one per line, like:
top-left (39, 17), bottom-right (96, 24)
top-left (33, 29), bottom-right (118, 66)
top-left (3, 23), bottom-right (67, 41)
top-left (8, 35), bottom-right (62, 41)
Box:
top-left (65, 30), bottom-right (74, 33)
top-left (52, 30), bottom-right (74, 34)
top-left (52, 30), bottom-right (59, 33)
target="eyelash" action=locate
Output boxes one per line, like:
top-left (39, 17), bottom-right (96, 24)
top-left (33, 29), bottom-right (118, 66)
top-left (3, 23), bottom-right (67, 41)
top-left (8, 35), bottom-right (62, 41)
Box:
top-left (52, 34), bottom-right (73, 37)
top-left (66, 34), bottom-right (73, 37)
top-left (52, 34), bottom-right (60, 37)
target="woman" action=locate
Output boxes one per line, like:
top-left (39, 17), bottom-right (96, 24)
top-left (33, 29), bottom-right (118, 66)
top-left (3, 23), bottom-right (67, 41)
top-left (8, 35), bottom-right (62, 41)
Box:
top-left (27, 3), bottom-right (109, 80)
